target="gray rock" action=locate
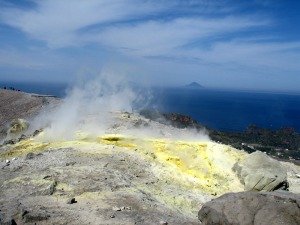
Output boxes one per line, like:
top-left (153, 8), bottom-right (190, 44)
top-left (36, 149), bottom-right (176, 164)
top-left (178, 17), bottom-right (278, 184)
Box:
top-left (232, 151), bottom-right (288, 191)
top-left (23, 212), bottom-right (50, 223)
top-left (112, 206), bottom-right (121, 211)
top-left (0, 219), bottom-right (17, 225)
top-left (32, 129), bottom-right (42, 137)
top-left (18, 134), bottom-right (27, 141)
top-left (25, 152), bottom-right (36, 160)
top-left (20, 208), bottom-right (29, 219)
top-left (47, 180), bottom-right (57, 195)
top-left (198, 191), bottom-right (300, 225)
top-left (66, 198), bottom-right (76, 204)
top-left (65, 162), bottom-right (76, 166)
top-left (3, 140), bottom-right (16, 145)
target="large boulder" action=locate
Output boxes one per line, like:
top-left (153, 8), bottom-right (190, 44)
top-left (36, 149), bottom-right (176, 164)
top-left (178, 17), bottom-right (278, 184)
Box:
top-left (198, 191), bottom-right (300, 225)
top-left (232, 151), bottom-right (288, 191)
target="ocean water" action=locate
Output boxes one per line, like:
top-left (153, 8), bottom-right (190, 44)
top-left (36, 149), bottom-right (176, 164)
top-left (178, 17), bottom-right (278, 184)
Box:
top-left (1, 81), bottom-right (300, 132)
top-left (149, 87), bottom-right (300, 132)
top-left (0, 81), bottom-right (69, 98)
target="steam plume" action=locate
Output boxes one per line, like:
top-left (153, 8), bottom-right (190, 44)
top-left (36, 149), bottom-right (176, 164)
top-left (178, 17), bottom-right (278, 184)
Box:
top-left (31, 71), bottom-right (210, 142)
top-left (32, 72), bottom-right (143, 141)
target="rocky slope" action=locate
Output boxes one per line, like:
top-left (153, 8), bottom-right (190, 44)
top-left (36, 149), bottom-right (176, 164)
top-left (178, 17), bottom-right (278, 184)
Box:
top-left (0, 89), bottom-right (60, 141)
top-left (0, 89), bottom-right (300, 224)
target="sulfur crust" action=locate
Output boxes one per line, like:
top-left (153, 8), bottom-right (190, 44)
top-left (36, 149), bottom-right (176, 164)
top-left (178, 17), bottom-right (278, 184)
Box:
top-left (2, 132), bottom-right (247, 215)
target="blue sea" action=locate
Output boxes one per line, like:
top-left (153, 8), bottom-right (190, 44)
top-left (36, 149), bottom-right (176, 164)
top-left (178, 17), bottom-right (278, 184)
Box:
top-left (1, 81), bottom-right (69, 98)
top-left (150, 87), bottom-right (300, 132)
top-left (1, 81), bottom-right (300, 132)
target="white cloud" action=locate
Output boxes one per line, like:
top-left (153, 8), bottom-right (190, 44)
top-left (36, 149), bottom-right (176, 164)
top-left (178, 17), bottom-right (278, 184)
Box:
top-left (0, 0), bottom-right (166, 48)
top-left (88, 16), bottom-right (267, 57)
top-left (0, 0), bottom-right (267, 51)
top-left (0, 0), bottom-right (300, 91)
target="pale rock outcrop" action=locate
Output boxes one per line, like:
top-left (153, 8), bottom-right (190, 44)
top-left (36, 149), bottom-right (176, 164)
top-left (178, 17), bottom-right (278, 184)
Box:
top-left (198, 191), bottom-right (300, 225)
top-left (233, 151), bottom-right (288, 191)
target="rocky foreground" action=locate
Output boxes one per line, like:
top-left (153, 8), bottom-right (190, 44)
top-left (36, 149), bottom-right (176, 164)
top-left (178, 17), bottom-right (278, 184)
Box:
top-left (0, 90), bottom-right (300, 225)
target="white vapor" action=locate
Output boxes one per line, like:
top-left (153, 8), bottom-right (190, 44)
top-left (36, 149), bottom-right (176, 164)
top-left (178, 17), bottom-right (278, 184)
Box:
top-left (32, 71), bottom-right (142, 141)
top-left (30, 70), bottom-right (210, 143)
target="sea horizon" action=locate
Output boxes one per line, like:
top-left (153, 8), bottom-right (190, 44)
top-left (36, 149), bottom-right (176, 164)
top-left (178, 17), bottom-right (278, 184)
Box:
top-left (1, 80), bottom-right (300, 132)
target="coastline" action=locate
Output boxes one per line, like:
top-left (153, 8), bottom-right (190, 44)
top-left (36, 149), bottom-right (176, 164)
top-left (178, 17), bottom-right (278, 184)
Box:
top-left (1, 88), bottom-right (299, 164)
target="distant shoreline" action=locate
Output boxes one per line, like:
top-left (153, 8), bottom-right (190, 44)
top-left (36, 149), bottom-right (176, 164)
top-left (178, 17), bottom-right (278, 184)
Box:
top-left (0, 88), bottom-right (299, 164)
top-left (1, 82), bottom-right (300, 132)
top-left (0, 81), bottom-right (68, 98)
top-left (31, 94), bottom-right (58, 98)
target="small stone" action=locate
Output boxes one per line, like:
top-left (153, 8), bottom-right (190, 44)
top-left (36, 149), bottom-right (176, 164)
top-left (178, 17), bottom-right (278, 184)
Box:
top-left (19, 134), bottom-right (27, 141)
top-left (66, 162), bottom-right (76, 166)
top-left (48, 180), bottom-right (57, 195)
top-left (33, 129), bottom-right (41, 136)
top-left (296, 174), bottom-right (300, 178)
top-left (20, 208), bottom-right (29, 220)
top-left (12, 158), bottom-right (16, 161)
top-left (26, 152), bottom-right (35, 160)
top-left (120, 206), bottom-right (125, 211)
top-left (5, 160), bottom-right (10, 164)
top-left (159, 221), bottom-right (168, 225)
top-left (126, 206), bottom-right (132, 210)
top-left (66, 198), bottom-right (76, 204)
top-left (110, 215), bottom-right (115, 218)
top-left (112, 206), bottom-right (121, 211)
top-left (43, 175), bottom-right (52, 179)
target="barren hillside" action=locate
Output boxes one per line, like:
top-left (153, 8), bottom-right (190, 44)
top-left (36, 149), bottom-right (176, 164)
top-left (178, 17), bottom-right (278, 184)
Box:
top-left (0, 89), bottom-right (300, 225)
top-left (0, 89), bottom-right (60, 127)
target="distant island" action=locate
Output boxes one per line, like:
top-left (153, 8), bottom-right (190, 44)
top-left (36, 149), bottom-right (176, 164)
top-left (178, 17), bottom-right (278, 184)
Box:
top-left (185, 82), bottom-right (203, 89)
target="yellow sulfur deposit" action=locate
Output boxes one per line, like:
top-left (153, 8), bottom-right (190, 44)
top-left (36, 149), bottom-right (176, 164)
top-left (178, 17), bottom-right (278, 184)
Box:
top-left (1, 132), bottom-right (246, 216)
top-left (6, 133), bottom-right (246, 194)
top-left (99, 134), bottom-right (138, 149)
top-left (143, 139), bottom-right (246, 194)
top-left (1, 139), bottom-right (50, 158)
top-left (92, 134), bottom-right (244, 195)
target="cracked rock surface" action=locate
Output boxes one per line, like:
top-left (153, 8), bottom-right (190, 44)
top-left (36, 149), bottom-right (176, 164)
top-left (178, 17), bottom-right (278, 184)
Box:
top-left (198, 191), bottom-right (300, 225)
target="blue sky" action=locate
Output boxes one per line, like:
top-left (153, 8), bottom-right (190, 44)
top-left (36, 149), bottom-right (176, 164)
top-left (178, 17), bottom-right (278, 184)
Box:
top-left (0, 0), bottom-right (300, 91)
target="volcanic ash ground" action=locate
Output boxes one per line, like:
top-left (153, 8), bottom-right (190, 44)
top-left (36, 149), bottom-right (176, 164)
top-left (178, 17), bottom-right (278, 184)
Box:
top-left (1, 112), bottom-right (300, 225)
